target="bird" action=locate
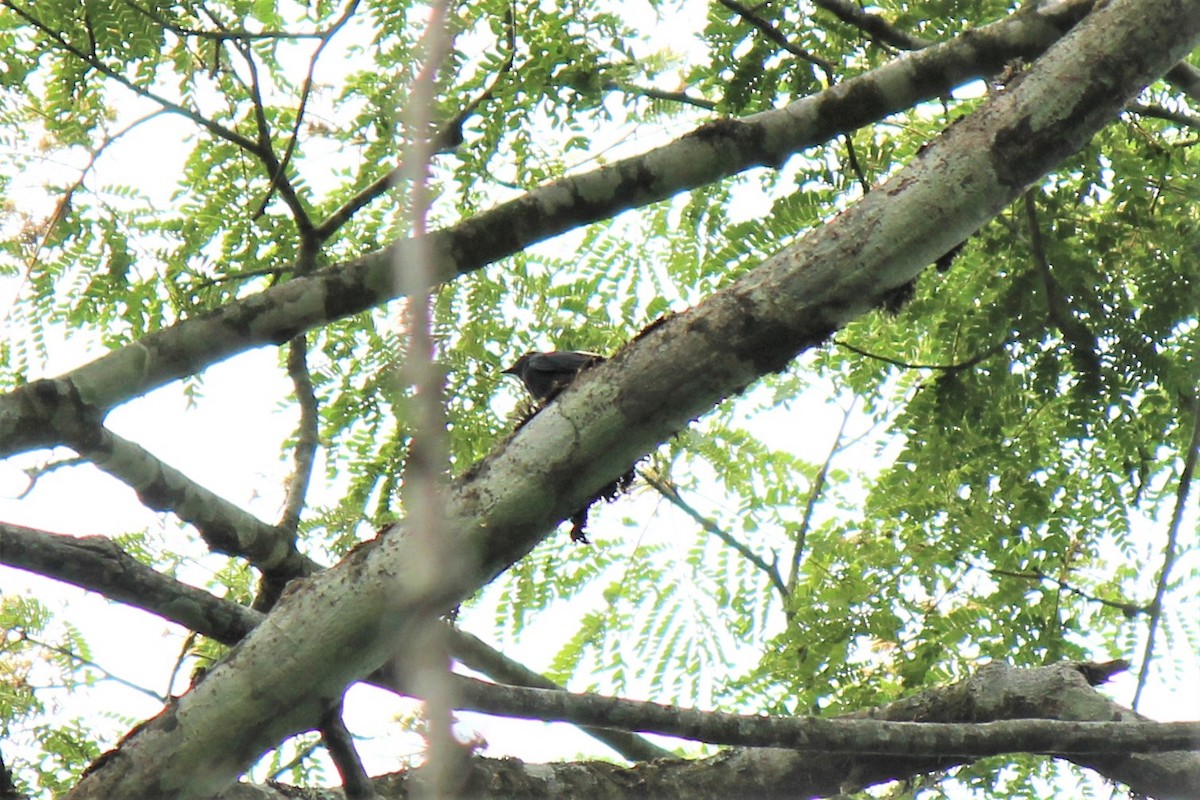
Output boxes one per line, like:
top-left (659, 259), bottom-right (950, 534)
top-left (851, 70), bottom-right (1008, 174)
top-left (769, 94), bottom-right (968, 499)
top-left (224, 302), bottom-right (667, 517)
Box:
top-left (502, 350), bottom-right (605, 403)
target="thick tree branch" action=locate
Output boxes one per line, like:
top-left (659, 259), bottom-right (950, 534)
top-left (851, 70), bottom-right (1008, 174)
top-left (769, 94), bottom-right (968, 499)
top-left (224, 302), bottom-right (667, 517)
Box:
top-left (0, 522), bottom-right (262, 643)
top-left (0, 520), bottom-right (669, 763)
top-left (0, 0), bottom-right (1102, 458)
top-left (3, 521), bottom-right (1193, 797)
top-left (445, 670), bottom-right (1200, 755)
top-left (63, 424), bottom-right (315, 577)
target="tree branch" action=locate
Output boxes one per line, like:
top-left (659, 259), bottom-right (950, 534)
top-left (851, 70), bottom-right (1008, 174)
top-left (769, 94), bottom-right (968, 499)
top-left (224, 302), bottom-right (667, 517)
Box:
top-left (250, 0), bottom-right (363, 224)
top-left (811, 0), bottom-right (933, 50)
top-left (1133, 390), bottom-right (1200, 709)
top-left (1025, 191), bottom-right (1103, 391)
top-left (0, 0), bottom-right (1103, 457)
top-left (717, 0), bottom-right (837, 70)
top-left (278, 334), bottom-right (319, 537)
top-left (786, 399), bottom-right (852, 595)
top-left (445, 667), bottom-right (1200, 756)
top-left (319, 703), bottom-right (378, 800)
top-left (835, 336), bottom-right (1013, 372)
top-left (3, 1), bottom-right (264, 158)
top-left (0, 520), bottom-right (670, 764)
top-left (641, 469), bottom-right (789, 598)
top-left (447, 627), bottom-right (674, 762)
top-left (64, 423), bottom-right (316, 578)
top-left (39, 1), bottom-right (1200, 789)
top-left (311, 9), bottom-right (514, 242)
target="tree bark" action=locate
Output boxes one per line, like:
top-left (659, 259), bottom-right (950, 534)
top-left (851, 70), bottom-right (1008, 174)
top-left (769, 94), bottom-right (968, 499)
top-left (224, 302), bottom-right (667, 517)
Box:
top-left (203, 663), bottom-right (1199, 800)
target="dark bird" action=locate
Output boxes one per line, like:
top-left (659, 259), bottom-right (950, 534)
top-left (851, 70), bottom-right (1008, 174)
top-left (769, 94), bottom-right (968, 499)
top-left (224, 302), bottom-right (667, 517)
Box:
top-left (502, 350), bottom-right (605, 403)
top-left (501, 349), bottom-right (622, 544)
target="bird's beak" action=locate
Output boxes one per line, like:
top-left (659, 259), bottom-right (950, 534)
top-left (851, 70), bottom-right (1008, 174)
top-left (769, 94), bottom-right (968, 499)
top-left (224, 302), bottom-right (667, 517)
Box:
top-left (501, 364), bottom-right (518, 375)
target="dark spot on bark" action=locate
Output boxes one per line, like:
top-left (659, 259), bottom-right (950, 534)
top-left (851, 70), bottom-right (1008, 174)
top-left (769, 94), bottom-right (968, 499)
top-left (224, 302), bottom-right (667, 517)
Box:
top-left (814, 79), bottom-right (890, 140)
top-left (685, 117), bottom-right (782, 169)
top-left (879, 278), bottom-right (917, 315)
top-left (936, 240), bottom-right (967, 273)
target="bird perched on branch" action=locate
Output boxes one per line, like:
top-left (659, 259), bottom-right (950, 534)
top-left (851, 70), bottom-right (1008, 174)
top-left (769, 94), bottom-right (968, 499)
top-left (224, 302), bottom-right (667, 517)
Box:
top-left (502, 350), bottom-right (605, 403)
top-left (501, 349), bottom-right (628, 544)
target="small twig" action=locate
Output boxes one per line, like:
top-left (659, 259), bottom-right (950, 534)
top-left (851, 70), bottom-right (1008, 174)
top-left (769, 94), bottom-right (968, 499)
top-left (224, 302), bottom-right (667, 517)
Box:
top-left (268, 736), bottom-right (323, 782)
top-left (4, 1), bottom-right (263, 158)
top-left (842, 133), bottom-right (871, 193)
top-left (232, 39), bottom-right (313, 232)
top-left (641, 470), bottom-right (789, 599)
top-left (19, 632), bottom-right (167, 704)
top-left (811, 0), bottom-right (933, 51)
top-left (312, 9), bottom-right (514, 242)
top-left (955, 556), bottom-right (1151, 619)
top-left (15, 456), bottom-right (87, 499)
top-left (1133, 392), bottom-right (1200, 709)
top-left (787, 399), bottom-right (854, 595)
top-left (1, 108), bottom-right (168, 327)
top-left (252, 0), bottom-right (362, 221)
top-left (1126, 102), bottom-right (1200, 132)
top-left (166, 632), bottom-right (197, 697)
top-left (835, 337), bottom-right (1012, 372)
top-left (718, 0), bottom-right (837, 71)
top-left (605, 81), bottom-right (717, 111)
top-left (1025, 191), bottom-right (1103, 391)
top-left (189, 266), bottom-right (289, 291)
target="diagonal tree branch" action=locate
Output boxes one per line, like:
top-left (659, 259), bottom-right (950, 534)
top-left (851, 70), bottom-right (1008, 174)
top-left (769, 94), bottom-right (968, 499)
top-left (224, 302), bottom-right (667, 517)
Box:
top-left (250, 0), bottom-right (362, 223)
top-left (717, 0), bottom-right (837, 70)
top-left (812, 0), bottom-right (934, 51)
top-left (0, 0), bottom-right (1105, 459)
top-left (63, 423), bottom-right (317, 577)
top-left (641, 469), bottom-right (789, 598)
top-left (0, 520), bottom-right (669, 762)
top-left (786, 400), bottom-right (852, 595)
top-left (3, 1), bottom-right (264, 159)
top-left (446, 626), bottom-right (674, 762)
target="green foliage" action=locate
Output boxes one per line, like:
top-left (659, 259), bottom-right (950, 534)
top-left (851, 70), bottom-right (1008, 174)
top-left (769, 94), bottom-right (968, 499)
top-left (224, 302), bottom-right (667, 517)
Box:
top-left (0, 0), bottom-right (1196, 796)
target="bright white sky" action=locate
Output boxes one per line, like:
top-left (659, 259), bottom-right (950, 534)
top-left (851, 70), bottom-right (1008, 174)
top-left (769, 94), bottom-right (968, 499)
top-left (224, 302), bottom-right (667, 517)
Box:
top-left (0, 0), bottom-right (1196, 793)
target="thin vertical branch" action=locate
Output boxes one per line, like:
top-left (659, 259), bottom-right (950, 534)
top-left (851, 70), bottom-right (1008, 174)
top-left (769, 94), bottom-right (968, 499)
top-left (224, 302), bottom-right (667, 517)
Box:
top-left (279, 332), bottom-right (319, 536)
top-left (787, 399), bottom-right (854, 595)
top-left (394, 3), bottom-right (460, 798)
top-left (1132, 391), bottom-right (1200, 709)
